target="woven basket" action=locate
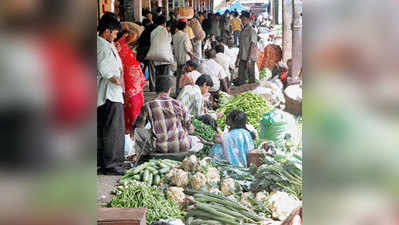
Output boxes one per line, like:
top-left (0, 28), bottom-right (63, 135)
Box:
top-left (285, 92), bottom-right (302, 116)
top-left (177, 7), bottom-right (194, 19)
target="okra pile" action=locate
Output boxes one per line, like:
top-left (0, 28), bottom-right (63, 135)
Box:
top-left (109, 180), bottom-right (185, 224)
top-left (119, 159), bottom-right (180, 186)
top-left (217, 92), bottom-right (271, 132)
top-left (192, 118), bottom-right (217, 142)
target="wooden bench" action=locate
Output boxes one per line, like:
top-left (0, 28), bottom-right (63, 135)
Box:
top-left (97, 208), bottom-right (146, 225)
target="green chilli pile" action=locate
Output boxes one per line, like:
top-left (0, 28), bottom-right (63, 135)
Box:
top-left (192, 118), bottom-right (217, 142)
top-left (217, 92), bottom-right (271, 132)
top-left (109, 180), bottom-right (185, 224)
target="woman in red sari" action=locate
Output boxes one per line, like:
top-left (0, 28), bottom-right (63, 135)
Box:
top-left (115, 29), bottom-right (145, 134)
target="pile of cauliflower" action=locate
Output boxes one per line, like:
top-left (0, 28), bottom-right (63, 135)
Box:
top-left (166, 155), bottom-right (229, 203)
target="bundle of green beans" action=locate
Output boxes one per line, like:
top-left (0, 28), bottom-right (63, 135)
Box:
top-left (109, 180), bottom-right (185, 224)
top-left (192, 118), bottom-right (217, 142)
top-left (184, 190), bottom-right (267, 225)
top-left (217, 92), bottom-right (271, 132)
top-left (119, 159), bottom-right (180, 186)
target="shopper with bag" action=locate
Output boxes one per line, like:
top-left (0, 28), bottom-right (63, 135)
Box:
top-left (146, 16), bottom-right (174, 91)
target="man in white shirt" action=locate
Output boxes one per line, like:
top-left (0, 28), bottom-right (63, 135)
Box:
top-left (198, 49), bottom-right (231, 94)
top-left (97, 12), bottom-right (125, 175)
top-left (215, 44), bottom-right (231, 78)
top-left (173, 20), bottom-right (194, 95)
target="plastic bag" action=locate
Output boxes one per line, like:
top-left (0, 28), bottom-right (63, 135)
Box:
top-left (259, 109), bottom-right (298, 144)
top-left (124, 134), bottom-right (134, 157)
top-left (145, 26), bottom-right (174, 63)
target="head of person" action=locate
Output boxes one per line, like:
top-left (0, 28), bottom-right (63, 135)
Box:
top-left (216, 36), bottom-right (224, 45)
top-left (166, 20), bottom-right (173, 32)
top-left (211, 40), bottom-right (219, 49)
top-left (272, 61), bottom-right (288, 77)
top-left (98, 12), bottom-right (121, 43)
top-left (142, 18), bottom-right (152, 28)
top-left (156, 7), bottom-right (163, 15)
top-left (197, 114), bottom-right (218, 131)
top-left (186, 60), bottom-right (198, 72)
top-left (155, 76), bottom-right (173, 94)
top-left (215, 44), bottom-right (224, 54)
top-left (240, 11), bottom-right (251, 25)
top-left (115, 29), bottom-right (136, 44)
top-left (177, 20), bottom-right (187, 31)
top-left (209, 34), bottom-right (216, 41)
top-left (155, 15), bottom-right (167, 27)
top-left (146, 13), bottom-right (153, 21)
top-left (205, 49), bottom-right (216, 59)
top-left (195, 74), bottom-right (214, 95)
top-left (233, 12), bottom-right (239, 17)
top-left (226, 110), bottom-right (247, 129)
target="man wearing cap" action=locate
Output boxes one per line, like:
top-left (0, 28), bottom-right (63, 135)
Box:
top-left (236, 11), bottom-right (257, 85)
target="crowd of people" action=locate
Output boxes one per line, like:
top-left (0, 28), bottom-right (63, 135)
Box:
top-left (97, 8), bottom-right (278, 175)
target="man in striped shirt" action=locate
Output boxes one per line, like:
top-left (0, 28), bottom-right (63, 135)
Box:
top-left (177, 74), bottom-right (214, 118)
top-left (133, 76), bottom-right (194, 154)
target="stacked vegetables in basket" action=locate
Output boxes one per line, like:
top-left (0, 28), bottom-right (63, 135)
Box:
top-left (119, 159), bottom-right (181, 186)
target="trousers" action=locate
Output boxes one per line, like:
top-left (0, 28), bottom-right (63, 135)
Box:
top-left (97, 100), bottom-right (125, 171)
top-left (238, 60), bottom-right (256, 85)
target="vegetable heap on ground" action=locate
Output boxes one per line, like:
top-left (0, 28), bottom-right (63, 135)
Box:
top-left (184, 190), bottom-right (270, 225)
top-left (109, 180), bottom-right (185, 224)
top-left (217, 92), bottom-right (271, 132)
top-left (251, 152), bottom-right (302, 200)
top-left (119, 159), bottom-right (180, 186)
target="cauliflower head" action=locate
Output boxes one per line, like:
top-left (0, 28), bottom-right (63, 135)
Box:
top-left (182, 155), bottom-right (199, 172)
top-left (191, 172), bottom-right (207, 190)
top-left (205, 167), bottom-right (220, 184)
top-left (220, 178), bottom-right (235, 195)
top-left (167, 187), bottom-right (185, 203)
top-left (171, 169), bottom-right (189, 187)
top-left (267, 191), bottom-right (300, 221)
top-left (255, 192), bottom-right (267, 202)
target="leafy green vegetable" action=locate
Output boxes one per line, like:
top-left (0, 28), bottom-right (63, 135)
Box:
top-left (251, 152), bottom-right (302, 200)
top-left (192, 118), bottom-right (217, 142)
top-left (258, 68), bottom-right (272, 80)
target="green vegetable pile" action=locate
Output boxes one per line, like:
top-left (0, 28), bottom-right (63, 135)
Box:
top-left (212, 160), bottom-right (256, 192)
top-left (119, 159), bottom-right (180, 186)
top-left (259, 68), bottom-right (272, 80)
top-left (184, 190), bottom-right (268, 225)
top-left (218, 91), bottom-right (234, 108)
top-left (217, 92), bottom-right (271, 132)
top-left (192, 118), bottom-right (217, 142)
top-left (251, 152), bottom-right (302, 200)
top-left (109, 180), bottom-right (185, 224)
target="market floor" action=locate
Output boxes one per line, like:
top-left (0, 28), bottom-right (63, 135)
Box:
top-left (97, 175), bottom-right (121, 206)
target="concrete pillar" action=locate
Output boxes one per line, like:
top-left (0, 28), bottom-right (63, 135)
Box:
top-left (291, 0), bottom-right (302, 80)
top-left (282, 0), bottom-right (292, 62)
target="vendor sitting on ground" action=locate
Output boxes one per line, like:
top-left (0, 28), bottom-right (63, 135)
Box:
top-left (177, 74), bottom-right (214, 118)
top-left (178, 60), bottom-right (202, 89)
top-left (133, 76), bottom-right (194, 155)
top-left (211, 110), bottom-right (255, 167)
